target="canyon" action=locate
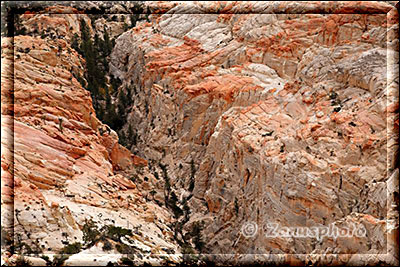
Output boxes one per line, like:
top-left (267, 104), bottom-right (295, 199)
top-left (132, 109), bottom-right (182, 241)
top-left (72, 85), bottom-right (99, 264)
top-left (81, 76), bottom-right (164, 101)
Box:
top-left (1, 1), bottom-right (399, 266)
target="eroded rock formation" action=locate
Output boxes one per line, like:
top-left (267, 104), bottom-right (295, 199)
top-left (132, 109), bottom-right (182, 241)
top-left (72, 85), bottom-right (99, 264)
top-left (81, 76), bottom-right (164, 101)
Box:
top-left (1, 8), bottom-right (181, 266)
top-left (110, 1), bottom-right (399, 265)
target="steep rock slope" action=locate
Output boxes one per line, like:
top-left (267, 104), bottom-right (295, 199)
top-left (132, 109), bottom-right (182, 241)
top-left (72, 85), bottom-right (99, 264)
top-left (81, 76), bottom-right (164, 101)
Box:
top-left (110, 1), bottom-right (399, 265)
top-left (1, 9), bottom-right (181, 266)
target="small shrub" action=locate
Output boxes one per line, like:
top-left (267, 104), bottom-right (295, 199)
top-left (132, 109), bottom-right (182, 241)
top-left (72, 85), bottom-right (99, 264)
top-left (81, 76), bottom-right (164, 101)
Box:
top-left (115, 243), bottom-right (134, 254)
top-left (82, 219), bottom-right (100, 247)
top-left (1, 226), bottom-right (12, 247)
top-left (40, 255), bottom-right (51, 265)
top-left (234, 198), bottom-right (239, 214)
top-left (159, 163), bottom-right (170, 190)
top-left (136, 165), bottom-right (144, 175)
top-left (149, 190), bottom-right (157, 197)
top-left (129, 175), bottom-right (138, 183)
top-left (51, 255), bottom-right (70, 266)
top-left (190, 221), bottom-right (205, 252)
top-left (104, 225), bottom-right (132, 242)
top-left (120, 257), bottom-right (134, 266)
top-left (188, 159), bottom-right (196, 192)
top-left (60, 242), bottom-right (81, 254)
top-left (118, 131), bottom-right (127, 147)
top-left (14, 255), bottom-right (32, 266)
top-left (181, 243), bottom-right (195, 255)
top-left (102, 240), bottom-right (112, 251)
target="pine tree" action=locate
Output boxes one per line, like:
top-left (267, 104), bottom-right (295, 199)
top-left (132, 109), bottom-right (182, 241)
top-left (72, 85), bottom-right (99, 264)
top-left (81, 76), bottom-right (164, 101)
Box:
top-left (79, 18), bottom-right (90, 44)
top-left (130, 14), bottom-right (139, 28)
top-left (127, 124), bottom-right (133, 139)
top-left (118, 131), bottom-right (126, 146)
top-left (191, 221), bottom-right (205, 252)
top-left (123, 22), bottom-right (129, 32)
top-left (103, 26), bottom-right (112, 56)
top-left (71, 33), bottom-right (80, 53)
top-left (105, 92), bottom-right (111, 110)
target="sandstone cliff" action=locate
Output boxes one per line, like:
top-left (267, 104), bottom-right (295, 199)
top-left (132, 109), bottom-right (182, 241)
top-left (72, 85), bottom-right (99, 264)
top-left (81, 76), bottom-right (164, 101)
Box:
top-left (1, 6), bottom-right (181, 266)
top-left (1, 1), bottom-right (399, 266)
top-left (110, 1), bottom-right (399, 265)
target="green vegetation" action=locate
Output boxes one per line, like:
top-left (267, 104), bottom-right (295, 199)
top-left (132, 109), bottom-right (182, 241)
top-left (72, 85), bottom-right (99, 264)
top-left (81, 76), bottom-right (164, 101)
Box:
top-left (168, 191), bottom-right (183, 219)
top-left (120, 257), bottom-right (134, 266)
top-left (71, 33), bottom-right (80, 53)
top-left (39, 254), bottom-right (70, 266)
top-left (129, 174), bottom-right (139, 183)
top-left (118, 118), bottom-right (137, 149)
top-left (13, 232), bottom-right (42, 255)
top-left (102, 225), bottom-right (132, 242)
top-left (159, 163), bottom-right (170, 191)
top-left (189, 221), bottom-right (205, 252)
top-left (234, 197), bottom-right (239, 215)
top-left (78, 18), bottom-right (106, 96)
top-left (13, 14), bottom-right (27, 35)
top-left (188, 159), bottom-right (196, 192)
top-left (160, 162), bottom-right (184, 219)
top-left (82, 219), bottom-right (101, 247)
top-left (149, 189), bottom-right (157, 198)
top-left (69, 8), bottom-right (147, 138)
top-left (40, 255), bottom-right (51, 265)
top-left (182, 200), bottom-right (191, 223)
top-left (82, 219), bottom-right (135, 253)
top-left (130, 12), bottom-right (141, 28)
top-left (51, 254), bottom-right (70, 266)
top-left (37, 242), bottom-right (81, 266)
top-left (35, 242), bottom-right (82, 266)
top-left (156, 161), bottom-right (207, 255)
top-left (14, 255), bottom-right (32, 266)
top-left (1, 226), bottom-right (13, 249)
top-left (58, 118), bottom-right (63, 133)
top-left (181, 243), bottom-right (195, 255)
top-left (180, 243), bottom-right (199, 265)
top-left (73, 18), bottom-right (124, 131)
top-left (60, 242), bottom-right (82, 254)
top-left (115, 243), bottom-right (135, 254)
top-left (102, 240), bottom-right (113, 251)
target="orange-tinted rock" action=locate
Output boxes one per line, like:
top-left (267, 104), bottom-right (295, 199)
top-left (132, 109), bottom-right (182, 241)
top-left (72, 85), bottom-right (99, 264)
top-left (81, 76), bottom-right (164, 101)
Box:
top-left (110, 1), bottom-right (398, 264)
top-left (1, 31), bottom-right (179, 261)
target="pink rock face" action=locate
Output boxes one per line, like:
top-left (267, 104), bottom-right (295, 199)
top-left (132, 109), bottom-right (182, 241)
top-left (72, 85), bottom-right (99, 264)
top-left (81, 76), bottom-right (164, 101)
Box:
top-left (1, 32), bottom-right (179, 263)
top-left (6, 35), bottom-right (140, 187)
top-left (109, 1), bottom-right (398, 265)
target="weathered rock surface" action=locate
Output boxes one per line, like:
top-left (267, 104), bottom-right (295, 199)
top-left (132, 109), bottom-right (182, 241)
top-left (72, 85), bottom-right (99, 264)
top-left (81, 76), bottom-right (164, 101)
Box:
top-left (17, 6), bottom-right (92, 42)
top-left (1, 32), bottom-right (180, 265)
top-left (110, 1), bottom-right (399, 265)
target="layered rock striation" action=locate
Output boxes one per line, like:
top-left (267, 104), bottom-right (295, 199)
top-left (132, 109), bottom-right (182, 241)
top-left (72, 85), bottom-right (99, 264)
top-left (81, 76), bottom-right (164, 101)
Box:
top-left (110, 1), bottom-right (399, 265)
top-left (1, 8), bottom-right (181, 266)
